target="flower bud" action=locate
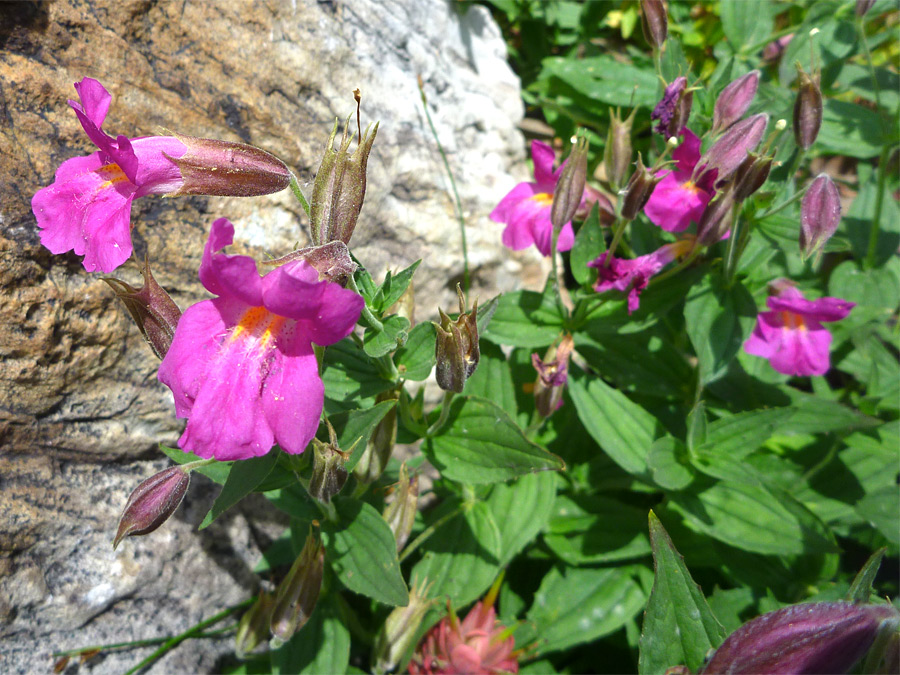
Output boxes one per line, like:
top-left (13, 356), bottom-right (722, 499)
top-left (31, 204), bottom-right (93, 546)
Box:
top-left (732, 152), bottom-right (773, 202)
top-left (604, 108), bottom-right (636, 189)
top-left (533, 334), bottom-right (574, 418)
top-left (270, 529), bottom-right (325, 645)
top-left (434, 286), bottom-right (479, 393)
top-left (793, 65), bottom-right (823, 150)
top-left (113, 466), bottom-right (190, 549)
top-left (103, 258), bottom-right (182, 360)
top-left (700, 602), bottom-right (899, 675)
top-left (372, 577), bottom-right (436, 674)
top-left (166, 133), bottom-right (290, 197)
top-left (263, 240), bottom-right (357, 287)
top-left (696, 188), bottom-right (736, 247)
top-left (712, 70), bottom-right (760, 133)
top-left (856, 0), bottom-right (877, 17)
top-left (621, 154), bottom-right (663, 221)
top-left (763, 33), bottom-right (794, 63)
top-left (800, 173), bottom-right (841, 260)
top-left (701, 113), bottom-right (769, 183)
top-left (235, 591), bottom-right (275, 658)
top-left (383, 463), bottom-right (418, 552)
top-left (310, 117), bottom-right (379, 246)
top-left (640, 0), bottom-right (668, 50)
top-left (355, 389), bottom-right (399, 485)
top-left (551, 135), bottom-right (589, 232)
top-left (308, 426), bottom-right (349, 504)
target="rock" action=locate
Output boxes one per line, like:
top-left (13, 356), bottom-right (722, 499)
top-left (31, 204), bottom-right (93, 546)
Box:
top-left (0, 0), bottom-right (541, 672)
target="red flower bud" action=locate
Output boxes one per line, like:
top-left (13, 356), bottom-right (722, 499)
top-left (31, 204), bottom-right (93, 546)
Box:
top-left (696, 188), bottom-right (736, 247)
top-left (701, 113), bottom-right (768, 184)
top-left (793, 65), bottom-right (823, 150)
top-left (800, 173), bottom-right (841, 259)
top-left (732, 152), bottom-right (773, 202)
top-left (114, 466), bottom-right (190, 549)
top-left (712, 70), bottom-right (760, 133)
top-left (551, 135), bottom-right (589, 232)
top-left (640, 0), bottom-right (668, 50)
top-left (621, 154), bottom-right (664, 221)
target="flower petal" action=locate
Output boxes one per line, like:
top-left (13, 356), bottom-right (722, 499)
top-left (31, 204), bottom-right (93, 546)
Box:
top-left (199, 218), bottom-right (264, 306)
top-left (644, 172), bottom-right (711, 232)
top-left (131, 136), bottom-right (187, 194)
top-left (261, 336), bottom-right (322, 455)
top-left (489, 181), bottom-right (538, 223)
top-left (531, 140), bottom-right (557, 186)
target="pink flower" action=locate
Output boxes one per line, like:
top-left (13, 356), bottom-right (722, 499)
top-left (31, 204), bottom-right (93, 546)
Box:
top-left (743, 281), bottom-right (855, 377)
top-left (157, 218), bottom-right (364, 461)
top-left (588, 239), bottom-right (693, 314)
top-left (490, 140), bottom-right (580, 257)
top-left (409, 598), bottom-right (517, 675)
top-left (643, 130), bottom-right (716, 233)
top-left (33, 78), bottom-right (188, 273)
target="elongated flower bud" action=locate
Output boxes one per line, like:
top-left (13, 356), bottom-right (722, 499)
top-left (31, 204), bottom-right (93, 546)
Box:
top-left (103, 258), bottom-right (182, 359)
top-left (114, 466), bottom-right (190, 549)
top-left (551, 135), bottom-right (589, 232)
top-left (800, 173), bottom-right (841, 259)
top-left (355, 389), bottom-right (399, 485)
top-left (713, 70), bottom-right (760, 133)
top-left (383, 463), bottom-right (418, 551)
top-left (533, 334), bottom-right (575, 418)
top-left (640, 0), bottom-right (668, 49)
top-left (732, 152), bottom-right (773, 202)
top-left (372, 578), bottom-right (436, 674)
top-left (434, 286), bottom-right (479, 393)
top-left (793, 65), bottom-right (823, 150)
top-left (604, 108), bottom-right (636, 189)
top-left (696, 188), bottom-right (736, 246)
top-left (235, 591), bottom-right (274, 658)
top-left (701, 113), bottom-right (768, 183)
top-left (166, 134), bottom-right (291, 197)
top-left (270, 529), bottom-right (325, 645)
top-left (856, 0), bottom-right (877, 18)
top-left (700, 602), bottom-right (899, 675)
top-left (621, 154), bottom-right (663, 221)
top-left (310, 117), bottom-right (378, 246)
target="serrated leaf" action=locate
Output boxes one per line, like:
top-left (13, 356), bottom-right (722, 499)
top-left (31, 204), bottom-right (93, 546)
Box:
top-left (570, 203), bottom-right (605, 286)
top-left (199, 451), bottom-right (280, 529)
top-left (379, 260), bottom-right (421, 312)
top-left (394, 322), bottom-right (436, 381)
top-left (322, 498), bottom-right (408, 606)
top-left (363, 314), bottom-right (410, 358)
top-left (425, 396), bottom-right (564, 483)
top-left (486, 471), bottom-right (557, 565)
top-left (639, 512), bottom-right (727, 674)
top-left (324, 400), bottom-right (397, 473)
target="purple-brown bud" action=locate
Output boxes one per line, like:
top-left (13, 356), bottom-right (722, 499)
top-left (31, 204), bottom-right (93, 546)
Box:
top-left (856, 0), bottom-right (877, 17)
top-left (235, 591), bottom-right (275, 658)
top-left (310, 117), bottom-right (379, 246)
top-left (434, 286), bottom-right (479, 393)
top-left (640, 0), bottom-right (668, 50)
top-left (551, 135), bottom-right (589, 232)
top-left (696, 188), bottom-right (736, 247)
top-left (113, 466), bottom-right (190, 549)
top-left (793, 65), bottom-right (823, 150)
top-left (701, 113), bottom-right (769, 184)
top-left (372, 578), bottom-right (436, 673)
top-left (533, 334), bottom-right (574, 418)
top-left (652, 77), bottom-right (692, 138)
top-left (166, 134), bottom-right (291, 197)
top-left (383, 463), bottom-right (418, 552)
top-left (700, 602), bottom-right (899, 675)
top-left (263, 240), bottom-right (357, 287)
top-left (712, 70), bottom-right (760, 133)
top-left (270, 529), bottom-right (325, 645)
top-left (732, 152), bottom-right (773, 202)
top-left (355, 389), bottom-right (399, 485)
top-left (103, 258), bottom-right (182, 360)
top-left (621, 154), bottom-right (664, 221)
top-left (800, 173), bottom-right (841, 260)
top-left (604, 108), bottom-right (636, 189)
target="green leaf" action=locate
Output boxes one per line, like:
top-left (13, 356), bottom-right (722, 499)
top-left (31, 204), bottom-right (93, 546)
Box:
top-left (639, 512), bottom-right (727, 674)
top-left (524, 566), bottom-right (646, 655)
top-left (648, 437), bottom-right (694, 491)
top-left (694, 407), bottom-right (796, 461)
top-left (539, 55), bottom-right (659, 109)
top-left (394, 322), bottom-right (436, 381)
top-left (482, 288), bottom-right (564, 348)
top-left (684, 275), bottom-right (756, 386)
top-left (322, 498), bottom-right (408, 606)
top-left (847, 547), bottom-right (887, 605)
top-left (486, 471), bottom-right (557, 565)
top-left (412, 501), bottom-right (502, 607)
top-left (160, 445), bottom-right (231, 484)
top-left (544, 495), bottom-right (650, 565)
top-left (817, 99), bottom-right (885, 159)
top-left (668, 482), bottom-right (838, 555)
top-left (855, 486), bottom-right (900, 544)
top-left (271, 595), bottom-right (350, 675)
top-left (378, 260), bottom-right (420, 312)
top-left (323, 338), bottom-right (394, 408)
top-left (476, 293), bottom-right (500, 335)
top-left (363, 314), bottom-right (410, 358)
top-left (463, 341), bottom-right (518, 419)
top-left (199, 452), bottom-right (280, 529)
top-left (720, 0), bottom-right (774, 51)
top-left (325, 400), bottom-right (397, 473)
top-left (568, 370), bottom-right (655, 476)
top-left (352, 257), bottom-right (378, 304)
top-left (425, 396), bottom-right (564, 484)
top-left (570, 203), bottom-right (605, 286)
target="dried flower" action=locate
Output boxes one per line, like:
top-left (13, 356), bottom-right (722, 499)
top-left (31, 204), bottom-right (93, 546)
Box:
top-left (270, 529), bottom-right (325, 645)
top-left (621, 154), bottom-right (664, 221)
top-left (383, 463), bottom-right (419, 551)
top-left (373, 578), bottom-right (436, 674)
top-left (696, 188), bottom-right (736, 247)
top-left (800, 173), bottom-right (841, 259)
top-left (604, 108), bottom-right (636, 189)
top-left (308, 429), bottom-right (350, 504)
top-left (355, 390), bottom-right (399, 485)
top-left (856, 0), bottom-right (877, 18)
top-left (434, 286), bottom-right (479, 393)
top-left (651, 77), bottom-right (692, 138)
top-left (532, 334), bottom-right (575, 418)
top-left (235, 591), bottom-right (275, 658)
top-left (113, 466), bottom-right (190, 549)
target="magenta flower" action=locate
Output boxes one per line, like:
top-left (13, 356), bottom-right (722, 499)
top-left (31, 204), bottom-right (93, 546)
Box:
top-left (490, 140), bottom-right (580, 257)
top-left (743, 281), bottom-right (855, 377)
top-left (588, 239), bottom-right (693, 314)
top-left (157, 218), bottom-right (364, 461)
top-left (643, 130), bottom-right (716, 233)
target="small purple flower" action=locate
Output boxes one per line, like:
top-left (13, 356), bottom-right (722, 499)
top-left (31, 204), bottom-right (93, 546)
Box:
top-left (651, 76), bottom-right (688, 137)
top-left (644, 130), bottom-right (716, 232)
top-left (490, 140), bottom-right (582, 257)
top-left (532, 334), bottom-right (574, 418)
top-left (743, 280), bottom-right (855, 377)
top-left (158, 218), bottom-right (364, 461)
top-left (588, 239), bottom-right (693, 313)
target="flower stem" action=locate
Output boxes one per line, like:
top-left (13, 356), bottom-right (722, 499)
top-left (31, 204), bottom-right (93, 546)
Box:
top-left (180, 457), bottom-right (218, 473)
top-left (723, 202), bottom-right (742, 283)
top-left (866, 142), bottom-right (890, 270)
top-left (418, 79), bottom-right (470, 295)
top-left (648, 246), bottom-right (702, 288)
top-left (604, 218), bottom-right (628, 266)
top-left (549, 225), bottom-right (569, 319)
top-left (425, 390), bottom-right (455, 438)
top-left (755, 184), bottom-right (806, 221)
top-left (346, 274), bottom-right (384, 332)
top-left (398, 504), bottom-right (464, 564)
top-left (288, 171), bottom-right (311, 218)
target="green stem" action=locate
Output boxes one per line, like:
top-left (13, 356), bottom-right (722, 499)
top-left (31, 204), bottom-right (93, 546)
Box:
top-left (398, 504), bottom-right (464, 564)
top-left (604, 218), bottom-right (628, 266)
top-left (723, 202), bottom-right (742, 283)
top-left (549, 226), bottom-right (568, 319)
top-left (122, 599), bottom-right (252, 675)
top-left (755, 185), bottom-right (806, 221)
top-left (648, 246), bottom-right (702, 288)
top-left (180, 457), bottom-right (218, 473)
top-left (288, 171), bottom-right (311, 218)
top-left (866, 142), bottom-right (890, 269)
top-left (418, 82), bottom-right (469, 295)
top-left (346, 274), bottom-right (384, 332)
top-left (425, 390), bottom-right (455, 438)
